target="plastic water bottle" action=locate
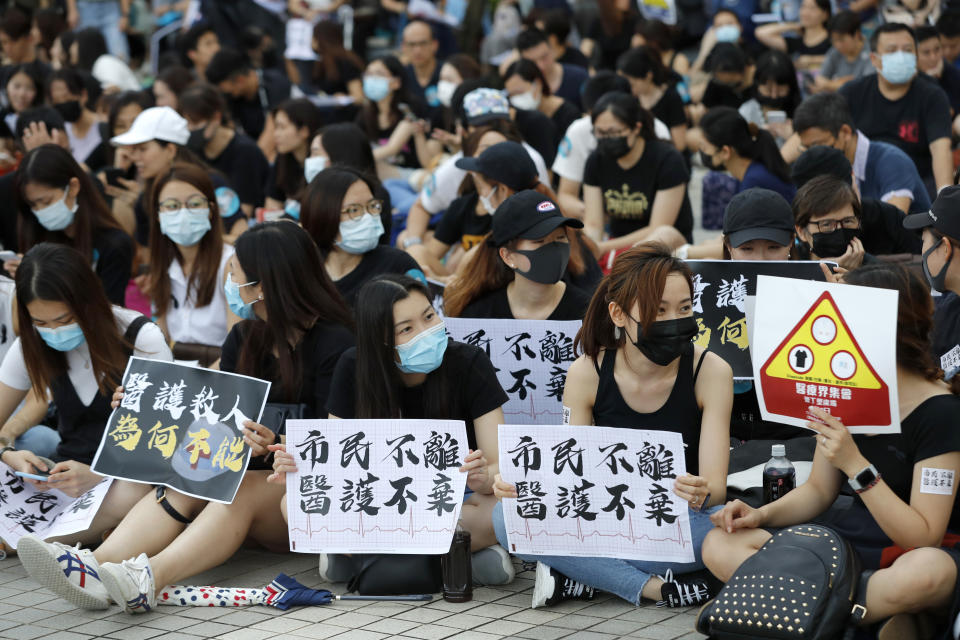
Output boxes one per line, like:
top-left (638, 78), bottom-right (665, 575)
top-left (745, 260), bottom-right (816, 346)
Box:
top-left (441, 521), bottom-right (472, 602)
top-left (763, 444), bottom-right (796, 504)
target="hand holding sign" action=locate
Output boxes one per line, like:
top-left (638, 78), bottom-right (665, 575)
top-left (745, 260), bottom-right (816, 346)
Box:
top-left (268, 443), bottom-right (296, 484)
top-left (460, 449), bottom-right (490, 493)
top-left (808, 407), bottom-right (867, 477)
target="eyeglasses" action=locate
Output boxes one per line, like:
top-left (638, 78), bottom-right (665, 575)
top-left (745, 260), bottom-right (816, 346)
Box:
top-left (403, 39), bottom-right (433, 48)
top-left (158, 195), bottom-right (209, 213)
top-left (594, 128), bottom-right (629, 139)
top-left (341, 199), bottom-right (384, 220)
top-left (809, 216), bottom-right (859, 233)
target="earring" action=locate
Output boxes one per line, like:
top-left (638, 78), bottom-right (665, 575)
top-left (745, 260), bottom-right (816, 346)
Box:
top-left (614, 326), bottom-right (622, 340)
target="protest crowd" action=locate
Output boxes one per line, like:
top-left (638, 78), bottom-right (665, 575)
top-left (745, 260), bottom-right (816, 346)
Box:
top-left (0, 0), bottom-right (956, 637)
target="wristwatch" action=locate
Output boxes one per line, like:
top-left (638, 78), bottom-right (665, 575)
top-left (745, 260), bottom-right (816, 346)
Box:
top-left (402, 236), bottom-right (423, 249)
top-left (848, 464), bottom-right (881, 494)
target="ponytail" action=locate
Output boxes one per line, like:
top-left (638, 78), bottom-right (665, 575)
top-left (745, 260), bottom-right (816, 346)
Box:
top-left (701, 106), bottom-right (791, 184)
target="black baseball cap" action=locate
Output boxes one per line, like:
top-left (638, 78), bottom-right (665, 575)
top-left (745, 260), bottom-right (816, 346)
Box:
top-left (455, 141), bottom-right (538, 192)
top-left (903, 184), bottom-right (960, 239)
top-left (490, 190), bottom-right (584, 247)
top-left (723, 188), bottom-right (795, 247)
top-left (791, 145), bottom-right (852, 188)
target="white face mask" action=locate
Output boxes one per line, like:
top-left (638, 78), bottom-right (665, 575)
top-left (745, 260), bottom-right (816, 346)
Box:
top-left (509, 90), bottom-right (540, 111)
top-left (479, 186), bottom-right (498, 215)
top-left (436, 80), bottom-right (457, 108)
top-left (32, 186), bottom-right (78, 231)
top-left (304, 155), bottom-right (327, 184)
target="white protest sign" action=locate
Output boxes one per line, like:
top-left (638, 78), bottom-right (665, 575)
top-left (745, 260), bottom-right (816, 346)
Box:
top-left (752, 276), bottom-right (899, 434)
top-left (498, 425), bottom-right (694, 563)
top-left (285, 419), bottom-right (469, 554)
top-left (444, 318), bottom-right (581, 425)
top-left (0, 466), bottom-right (112, 548)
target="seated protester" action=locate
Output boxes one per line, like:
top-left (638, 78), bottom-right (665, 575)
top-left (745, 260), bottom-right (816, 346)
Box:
top-left (435, 53), bottom-right (482, 114)
top-left (793, 174), bottom-right (873, 270)
top-left (791, 92), bottom-right (931, 215)
top-left (737, 50), bottom-right (802, 141)
top-left (444, 190), bottom-right (591, 320)
top-left (812, 10), bottom-right (874, 93)
top-left (100, 91), bottom-right (154, 237)
top-left (503, 59), bottom-right (578, 159)
top-left (583, 92), bottom-right (694, 254)
top-left (272, 273), bottom-right (515, 586)
top-left (917, 26), bottom-right (960, 130)
top-left (755, 0), bottom-right (832, 70)
top-left (699, 106), bottom-right (796, 202)
top-left (15, 145), bottom-right (133, 305)
top-left (791, 145), bottom-right (922, 256)
top-left (580, 0), bottom-right (640, 71)
top-left (703, 263), bottom-right (960, 635)
top-left (401, 20), bottom-right (442, 110)
top-left (180, 84), bottom-right (270, 219)
top-left (47, 69), bottom-right (107, 171)
top-left (70, 28), bottom-right (140, 93)
top-left (617, 46), bottom-right (687, 150)
top-left (111, 106), bottom-right (247, 249)
top-left (939, 9), bottom-right (960, 69)
top-left (492, 244), bottom-right (733, 608)
top-left (540, 9), bottom-right (591, 70)
top-left (0, 7), bottom-right (41, 67)
top-left (0, 243), bottom-right (169, 550)
top-left (309, 21), bottom-right (364, 104)
top-left (0, 63), bottom-right (43, 139)
top-left (690, 9), bottom-right (751, 74)
top-left (17, 222), bottom-right (354, 613)
top-left (178, 21), bottom-right (220, 83)
top-left (152, 65), bottom-right (193, 112)
top-left (147, 163), bottom-right (239, 366)
top-left (695, 43), bottom-right (754, 115)
top-left (300, 166), bottom-right (420, 306)
top-left (632, 18), bottom-right (690, 77)
top-left (263, 98), bottom-right (323, 218)
top-left (516, 26), bottom-right (589, 108)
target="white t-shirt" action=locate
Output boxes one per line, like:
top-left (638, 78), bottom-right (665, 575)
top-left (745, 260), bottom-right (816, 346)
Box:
top-left (419, 142), bottom-right (550, 215)
top-left (163, 245), bottom-right (234, 346)
top-left (552, 115), bottom-right (673, 183)
top-left (0, 307), bottom-right (172, 406)
top-left (66, 121), bottom-right (103, 165)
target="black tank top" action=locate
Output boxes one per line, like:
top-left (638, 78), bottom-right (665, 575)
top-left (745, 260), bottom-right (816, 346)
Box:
top-left (592, 343), bottom-right (706, 475)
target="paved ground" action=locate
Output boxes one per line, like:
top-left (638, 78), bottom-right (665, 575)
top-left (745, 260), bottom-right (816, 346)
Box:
top-left (0, 549), bottom-right (707, 640)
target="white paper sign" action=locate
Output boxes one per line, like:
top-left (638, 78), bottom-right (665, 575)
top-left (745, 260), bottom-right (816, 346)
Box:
top-left (751, 276), bottom-right (900, 434)
top-left (285, 419), bottom-right (469, 554)
top-left (498, 425), bottom-right (694, 563)
top-left (445, 318), bottom-right (581, 425)
top-left (0, 466), bottom-right (112, 548)
top-left (920, 468), bottom-right (955, 495)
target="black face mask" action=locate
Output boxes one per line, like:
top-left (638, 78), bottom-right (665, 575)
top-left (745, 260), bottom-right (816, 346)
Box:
top-left (922, 238), bottom-right (952, 292)
top-left (54, 100), bottom-right (82, 123)
top-left (512, 241), bottom-right (570, 285)
top-left (597, 136), bottom-right (631, 159)
top-left (699, 149), bottom-right (724, 171)
top-left (810, 227), bottom-right (860, 258)
top-left (630, 316), bottom-right (699, 366)
top-left (756, 94), bottom-right (791, 111)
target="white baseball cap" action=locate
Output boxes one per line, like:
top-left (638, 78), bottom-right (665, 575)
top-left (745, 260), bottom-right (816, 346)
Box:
top-left (110, 106), bottom-right (190, 147)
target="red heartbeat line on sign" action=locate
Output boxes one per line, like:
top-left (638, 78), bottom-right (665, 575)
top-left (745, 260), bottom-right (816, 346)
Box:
top-left (289, 510), bottom-right (456, 541)
top-left (505, 396), bottom-right (562, 419)
top-left (509, 514), bottom-right (691, 547)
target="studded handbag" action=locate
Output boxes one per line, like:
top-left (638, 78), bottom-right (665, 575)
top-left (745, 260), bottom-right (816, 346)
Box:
top-left (696, 524), bottom-right (865, 639)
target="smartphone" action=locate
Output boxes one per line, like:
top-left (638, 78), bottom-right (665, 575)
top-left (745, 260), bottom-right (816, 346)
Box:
top-left (0, 250), bottom-right (17, 262)
top-left (14, 470), bottom-right (49, 482)
top-left (766, 110), bottom-right (787, 124)
top-left (398, 102), bottom-right (416, 121)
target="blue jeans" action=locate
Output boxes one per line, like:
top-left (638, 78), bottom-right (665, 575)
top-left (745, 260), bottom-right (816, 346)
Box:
top-left (77, 1), bottom-right (129, 61)
top-left (492, 501), bottom-right (721, 605)
top-left (15, 425), bottom-right (61, 460)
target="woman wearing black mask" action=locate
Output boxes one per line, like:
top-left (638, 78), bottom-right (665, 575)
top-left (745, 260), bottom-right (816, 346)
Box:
top-left (793, 174), bottom-right (871, 270)
top-left (737, 50), bottom-right (802, 143)
top-left (47, 69), bottom-right (107, 171)
top-left (583, 92), bottom-right (694, 255)
top-left (444, 191), bottom-right (594, 320)
top-left (491, 243), bottom-right (733, 609)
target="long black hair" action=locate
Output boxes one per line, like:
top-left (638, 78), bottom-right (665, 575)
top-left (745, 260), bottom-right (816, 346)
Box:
top-left (359, 54), bottom-right (419, 140)
top-left (752, 50), bottom-right (802, 117)
top-left (590, 91), bottom-right (655, 142)
top-left (233, 221), bottom-right (351, 402)
top-left (273, 98), bottom-right (322, 201)
top-left (700, 106), bottom-right (792, 184)
top-left (353, 274), bottom-right (451, 420)
top-left (319, 122), bottom-right (377, 175)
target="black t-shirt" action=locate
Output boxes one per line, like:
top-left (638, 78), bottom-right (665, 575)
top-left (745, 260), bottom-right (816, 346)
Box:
top-left (433, 192), bottom-right (490, 250)
top-left (853, 395), bottom-right (960, 532)
top-left (404, 61), bottom-right (442, 110)
top-left (556, 64), bottom-right (589, 110)
top-left (651, 85), bottom-right (686, 129)
top-left (0, 172), bottom-right (17, 252)
top-left (859, 198), bottom-right (922, 256)
top-left (514, 108), bottom-right (558, 167)
top-left (92, 226), bottom-right (134, 306)
top-left (583, 139), bottom-right (694, 242)
top-left (313, 56), bottom-right (363, 96)
top-left (355, 111), bottom-right (422, 169)
top-left (839, 74), bottom-right (952, 180)
top-left (558, 47), bottom-right (590, 70)
top-left (785, 34), bottom-right (831, 57)
top-left (933, 292), bottom-right (960, 382)
top-left (206, 132), bottom-right (269, 208)
top-left (460, 283), bottom-right (591, 321)
top-left (936, 64), bottom-right (960, 115)
top-left (585, 11), bottom-right (639, 70)
top-left (229, 69), bottom-right (291, 141)
top-left (326, 340), bottom-right (508, 450)
top-left (333, 245), bottom-right (421, 306)
top-left (550, 100), bottom-right (582, 152)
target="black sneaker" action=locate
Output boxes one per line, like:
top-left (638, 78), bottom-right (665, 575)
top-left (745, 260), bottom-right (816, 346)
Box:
top-left (531, 562), bottom-right (596, 609)
top-left (656, 569), bottom-right (715, 608)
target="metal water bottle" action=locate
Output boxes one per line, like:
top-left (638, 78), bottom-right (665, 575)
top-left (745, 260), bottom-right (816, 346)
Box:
top-left (441, 521), bottom-right (472, 602)
top-left (763, 444), bottom-right (796, 504)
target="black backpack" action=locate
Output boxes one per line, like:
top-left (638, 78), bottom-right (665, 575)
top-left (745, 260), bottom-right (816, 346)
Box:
top-left (696, 524), bottom-right (864, 640)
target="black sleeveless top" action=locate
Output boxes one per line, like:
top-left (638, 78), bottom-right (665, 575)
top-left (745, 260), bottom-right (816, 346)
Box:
top-left (592, 343), bottom-right (706, 475)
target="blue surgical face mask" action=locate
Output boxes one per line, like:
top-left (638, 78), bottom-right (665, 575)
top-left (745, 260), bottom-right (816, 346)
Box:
top-left (33, 187), bottom-right (78, 231)
top-left (36, 323), bottom-right (86, 352)
top-left (363, 75), bottom-right (391, 102)
top-left (285, 199), bottom-right (301, 221)
top-left (396, 321), bottom-right (448, 374)
top-left (159, 208), bottom-right (212, 247)
top-left (337, 213), bottom-right (384, 254)
top-left (304, 156), bottom-right (327, 184)
top-left (224, 276), bottom-right (259, 320)
top-left (880, 51), bottom-right (917, 84)
top-left (715, 24), bottom-right (741, 43)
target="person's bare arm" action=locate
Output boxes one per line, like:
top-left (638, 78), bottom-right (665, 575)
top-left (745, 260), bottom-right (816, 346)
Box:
top-left (755, 23), bottom-right (797, 53)
top-left (930, 137), bottom-right (953, 191)
top-left (582, 185), bottom-right (605, 244)
top-left (557, 177), bottom-right (586, 219)
top-left (0, 389), bottom-right (49, 444)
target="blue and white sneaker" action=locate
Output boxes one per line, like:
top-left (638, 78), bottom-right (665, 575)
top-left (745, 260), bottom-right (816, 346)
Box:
top-left (17, 535), bottom-right (110, 610)
top-left (99, 553), bottom-right (156, 614)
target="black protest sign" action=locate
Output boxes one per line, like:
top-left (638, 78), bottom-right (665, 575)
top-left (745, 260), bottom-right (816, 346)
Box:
top-left (91, 358), bottom-right (271, 503)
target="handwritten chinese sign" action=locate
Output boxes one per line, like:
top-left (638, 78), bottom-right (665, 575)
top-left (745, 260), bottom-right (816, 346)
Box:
top-left (285, 419), bottom-right (469, 554)
top-left (498, 425), bottom-right (694, 562)
top-left (687, 261), bottom-right (827, 379)
top-left (91, 358), bottom-right (271, 503)
top-left (444, 319), bottom-right (581, 424)
top-left (0, 466), bottom-right (112, 548)
top-left (752, 276), bottom-right (899, 434)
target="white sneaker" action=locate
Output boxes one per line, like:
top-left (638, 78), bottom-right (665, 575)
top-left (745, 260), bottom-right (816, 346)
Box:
top-left (531, 562), bottom-right (595, 609)
top-left (17, 535), bottom-right (110, 610)
top-left (99, 553), bottom-right (156, 614)
top-left (471, 545), bottom-right (515, 586)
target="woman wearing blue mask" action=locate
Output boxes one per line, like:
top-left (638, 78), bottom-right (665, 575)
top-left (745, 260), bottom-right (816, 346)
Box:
top-left (269, 273), bottom-right (516, 586)
top-left (147, 163), bottom-right (240, 366)
top-left (301, 167), bottom-right (420, 306)
top-left (0, 243), bottom-right (169, 552)
top-left (15, 144), bottom-right (133, 305)
top-left (263, 98), bottom-right (322, 221)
